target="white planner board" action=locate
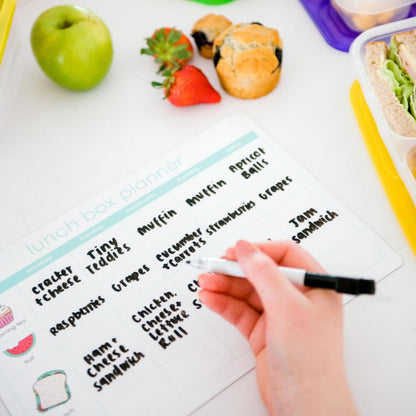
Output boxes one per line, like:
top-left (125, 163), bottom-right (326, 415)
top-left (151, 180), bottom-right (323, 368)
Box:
top-left (0, 113), bottom-right (402, 415)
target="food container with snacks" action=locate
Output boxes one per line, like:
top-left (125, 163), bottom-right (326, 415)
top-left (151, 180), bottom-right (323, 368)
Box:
top-left (350, 17), bottom-right (416, 254)
top-left (331, 0), bottom-right (414, 32)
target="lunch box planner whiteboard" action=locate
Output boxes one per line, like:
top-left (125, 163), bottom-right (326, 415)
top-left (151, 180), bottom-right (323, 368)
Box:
top-left (0, 1), bottom-right (410, 414)
top-left (0, 113), bottom-right (402, 415)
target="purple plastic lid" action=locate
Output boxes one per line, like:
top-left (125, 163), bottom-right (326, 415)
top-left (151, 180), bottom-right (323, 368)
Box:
top-left (299, 0), bottom-right (416, 52)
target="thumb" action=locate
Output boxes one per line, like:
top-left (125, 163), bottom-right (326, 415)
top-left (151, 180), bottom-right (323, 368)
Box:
top-left (235, 240), bottom-right (298, 308)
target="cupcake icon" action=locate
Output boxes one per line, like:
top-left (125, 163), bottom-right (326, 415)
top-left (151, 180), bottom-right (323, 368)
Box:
top-left (0, 305), bottom-right (14, 329)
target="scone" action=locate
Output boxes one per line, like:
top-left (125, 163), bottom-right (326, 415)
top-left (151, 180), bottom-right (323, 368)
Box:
top-left (191, 14), bottom-right (232, 59)
top-left (213, 23), bottom-right (283, 99)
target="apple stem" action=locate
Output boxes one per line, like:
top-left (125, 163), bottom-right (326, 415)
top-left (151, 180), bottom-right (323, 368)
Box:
top-left (58, 20), bottom-right (73, 30)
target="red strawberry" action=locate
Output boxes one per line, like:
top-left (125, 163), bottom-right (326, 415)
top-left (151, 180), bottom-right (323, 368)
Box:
top-left (141, 27), bottom-right (193, 72)
top-left (152, 65), bottom-right (221, 107)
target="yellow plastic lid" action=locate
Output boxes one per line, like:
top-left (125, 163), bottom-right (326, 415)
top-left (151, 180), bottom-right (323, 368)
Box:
top-left (0, 0), bottom-right (16, 66)
top-left (350, 80), bottom-right (416, 256)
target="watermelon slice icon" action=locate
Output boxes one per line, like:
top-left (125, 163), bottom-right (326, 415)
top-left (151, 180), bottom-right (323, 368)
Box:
top-left (4, 333), bottom-right (36, 357)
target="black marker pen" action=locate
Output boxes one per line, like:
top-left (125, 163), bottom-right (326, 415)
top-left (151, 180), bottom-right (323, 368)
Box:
top-left (186, 258), bottom-right (375, 295)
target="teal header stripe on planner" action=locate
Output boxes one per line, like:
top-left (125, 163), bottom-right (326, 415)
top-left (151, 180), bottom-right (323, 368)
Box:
top-left (0, 131), bottom-right (258, 294)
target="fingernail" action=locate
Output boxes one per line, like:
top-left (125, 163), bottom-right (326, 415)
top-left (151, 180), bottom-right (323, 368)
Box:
top-left (198, 274), bottom-right (208, 288)
top-left (224, 247), bottom-right (234, 257)
top-left (198, 290), bottom-right (208, 304)
top-left (235, 240), bottom-right (256, 256)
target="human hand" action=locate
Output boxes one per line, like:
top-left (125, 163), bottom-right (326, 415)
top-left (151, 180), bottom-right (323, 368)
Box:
top-left (198, 240), bottom-right (358, 416)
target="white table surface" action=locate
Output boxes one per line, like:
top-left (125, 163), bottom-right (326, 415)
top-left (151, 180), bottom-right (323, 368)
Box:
top-left (1, 0), bottom-right (416, 415)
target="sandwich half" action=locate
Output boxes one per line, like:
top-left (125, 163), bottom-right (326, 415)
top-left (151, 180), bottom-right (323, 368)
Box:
top-left (366, 29), bottom-right (416, 137)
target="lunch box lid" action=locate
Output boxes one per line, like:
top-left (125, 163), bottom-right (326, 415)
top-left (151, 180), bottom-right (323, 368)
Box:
top-left (0, 0), bottom-right (16, 66)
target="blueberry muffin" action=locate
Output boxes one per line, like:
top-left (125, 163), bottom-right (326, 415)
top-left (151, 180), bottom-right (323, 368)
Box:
top-left (191, 14), bottom-right (232, 59)
top-left (213, 23), bottom-right (283, 99)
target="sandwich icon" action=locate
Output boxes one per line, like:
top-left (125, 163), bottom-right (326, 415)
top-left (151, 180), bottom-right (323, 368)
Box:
top-left (33, 370), bottom-right (71, 412)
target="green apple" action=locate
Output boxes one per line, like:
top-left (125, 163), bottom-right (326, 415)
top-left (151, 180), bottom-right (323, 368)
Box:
top-left (30, 5), bottom-right (113, 91)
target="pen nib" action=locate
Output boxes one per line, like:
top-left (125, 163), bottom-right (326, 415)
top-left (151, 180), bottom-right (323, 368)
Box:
top-left (186, 258), bottom-right (205, 270)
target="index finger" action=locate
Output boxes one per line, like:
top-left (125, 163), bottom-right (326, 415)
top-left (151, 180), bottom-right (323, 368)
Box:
top-left (226, 240), bottom-right (325, 274)
top-left (233, 240), bottom-right (302, 308)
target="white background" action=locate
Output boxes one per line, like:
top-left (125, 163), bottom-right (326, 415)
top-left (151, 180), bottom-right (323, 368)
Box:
top-left (0, 0), bottom-right (415, 415)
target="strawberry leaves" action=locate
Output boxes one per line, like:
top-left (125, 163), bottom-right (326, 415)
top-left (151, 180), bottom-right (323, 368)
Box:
top-left (140, 28), bottom-right (193, 72)
top-left (151, 67), bottom-right (177, 99)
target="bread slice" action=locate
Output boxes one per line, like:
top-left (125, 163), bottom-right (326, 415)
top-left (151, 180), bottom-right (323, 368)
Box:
top-left (393, 29), bottom-right (416, 80)
top-left (393, 29), bottom-right (416, 58)
top-left (33, 371), bottom-right (70, 410)
top-left (365, 40), bottom-right (416, 137)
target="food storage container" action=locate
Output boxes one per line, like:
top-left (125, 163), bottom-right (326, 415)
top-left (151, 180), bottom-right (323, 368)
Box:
top-left (350, 17), bottom-right (416, 253)
top-left (331, 0), bottom-right (414, 32)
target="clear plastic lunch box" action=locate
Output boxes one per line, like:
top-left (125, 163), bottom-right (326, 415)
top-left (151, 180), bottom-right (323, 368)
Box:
top-left (350, 17), bottom-right (416, 254)
top-left (351, 17), bottom-right (416, 207)
top-left (331, 0), bottom-right (415, 32)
